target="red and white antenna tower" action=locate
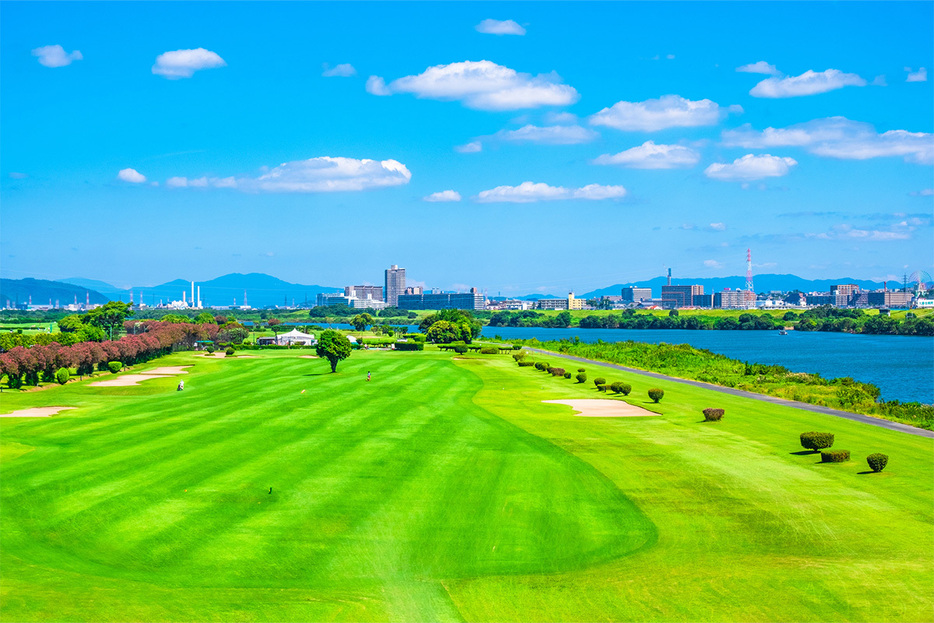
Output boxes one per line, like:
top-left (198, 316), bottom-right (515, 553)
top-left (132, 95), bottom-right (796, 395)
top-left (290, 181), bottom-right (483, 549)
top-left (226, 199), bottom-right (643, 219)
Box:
top-left (745, 248), bottom-right (754, 292)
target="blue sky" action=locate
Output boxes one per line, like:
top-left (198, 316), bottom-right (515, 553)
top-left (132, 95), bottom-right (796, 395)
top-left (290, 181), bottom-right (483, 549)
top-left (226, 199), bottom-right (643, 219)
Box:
top-left (2, 1), bottom-right (932, 295)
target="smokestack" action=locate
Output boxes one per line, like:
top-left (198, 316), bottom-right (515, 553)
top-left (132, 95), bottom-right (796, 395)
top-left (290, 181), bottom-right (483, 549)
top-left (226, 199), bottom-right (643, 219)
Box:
top-left (197, 286), bottom-right (201, 308)
top-left (191, 281), bottom-right (195, 306)
top-left (183, 291), bottom-right (187, 304)
top-left (667, 268), bottom-right (672, 286)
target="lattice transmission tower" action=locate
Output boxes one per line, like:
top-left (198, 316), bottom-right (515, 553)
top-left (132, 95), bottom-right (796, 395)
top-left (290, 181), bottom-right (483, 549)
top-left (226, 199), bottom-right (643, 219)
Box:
top-left (745, 249), bottom-right (754, 292)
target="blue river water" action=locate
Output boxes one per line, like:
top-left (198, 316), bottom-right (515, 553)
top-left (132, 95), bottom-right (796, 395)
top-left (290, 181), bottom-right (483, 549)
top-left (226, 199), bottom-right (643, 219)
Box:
top-left (480, 327), bottom-right (934, 404)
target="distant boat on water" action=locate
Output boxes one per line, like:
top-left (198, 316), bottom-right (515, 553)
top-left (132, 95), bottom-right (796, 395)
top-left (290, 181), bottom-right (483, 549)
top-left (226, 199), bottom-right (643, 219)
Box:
top-left (778, 329), bottom-right (788, 335)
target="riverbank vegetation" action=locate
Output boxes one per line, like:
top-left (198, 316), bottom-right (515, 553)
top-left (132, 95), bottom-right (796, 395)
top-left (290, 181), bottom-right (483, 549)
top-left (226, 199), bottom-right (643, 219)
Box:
top-left (516, 337), bottom-right (934, 430)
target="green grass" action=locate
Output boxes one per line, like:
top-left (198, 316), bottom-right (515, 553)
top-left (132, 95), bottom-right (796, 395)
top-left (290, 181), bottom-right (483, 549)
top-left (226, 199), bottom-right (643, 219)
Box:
top-left (1, 349), bottom-right (932, 621)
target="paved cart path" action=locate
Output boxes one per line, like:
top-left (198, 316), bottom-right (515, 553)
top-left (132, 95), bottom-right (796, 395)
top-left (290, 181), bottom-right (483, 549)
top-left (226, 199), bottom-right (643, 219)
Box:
top-left (525, 347), bottom-right (934, 439)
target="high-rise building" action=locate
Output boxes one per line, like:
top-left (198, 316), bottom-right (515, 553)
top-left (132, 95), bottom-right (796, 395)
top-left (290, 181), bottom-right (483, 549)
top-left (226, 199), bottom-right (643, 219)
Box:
top-left (621, 286), bottom-right (652, 302)
top-left (345, 285), bottom-right (383, 302)
top-left (384, 264), bottom-right (406, 307)
top-left (397, 287), bottom-right (485, 311)
top-left (662, 284), bottom-right (704, 308)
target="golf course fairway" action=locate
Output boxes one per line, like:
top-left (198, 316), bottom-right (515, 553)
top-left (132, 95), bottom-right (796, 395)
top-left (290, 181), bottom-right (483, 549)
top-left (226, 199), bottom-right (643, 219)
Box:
top-left (1, 349), bottom-right (932, 622)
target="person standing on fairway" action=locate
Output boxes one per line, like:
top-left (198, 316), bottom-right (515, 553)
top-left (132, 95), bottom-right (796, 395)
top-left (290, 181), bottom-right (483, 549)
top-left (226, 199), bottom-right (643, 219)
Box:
top-left (367, 371), bottom-right (371, 382)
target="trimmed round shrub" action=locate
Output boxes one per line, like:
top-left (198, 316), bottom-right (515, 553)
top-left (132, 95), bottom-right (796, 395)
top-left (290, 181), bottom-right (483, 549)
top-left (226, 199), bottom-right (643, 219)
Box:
top-left (550, 367), bottom-right (566, 377)
top-left (453, 345), bottom-right (469, 354)
top-left (577, 368), bottom-right (586, 373)
top-left (866, 453), bottom-right (888, 472)
top-left (821, 450), bottom-right (850, 463)
top-left (512, 352), bottom-right (526, 361)
top-left (563, 371), bottom-right (572, 379)
top-left (512, 345), bottom-right (521, 350)
top-left (576, 372), bottom-right (587, 384)
top-left (107, 361), bottom-right (122, 374)
top-left (703, 408), bottom-right (725, 422)
top-left (479, 346), bottom-right (499, 355)
top-left (610, 381), bottom-right (632, 395)
top-left (518, 361), bottom-right (535, 367)
top-left (648, 388), bottom-right (664, 403)
top-left (55, 368), bottom-right (70, 385)
top-left (800, 432), bottom-right (834, 452)
top-left (539, 362), bottom-right (551, 372)
top-left (225, 347), bottom-right (236, 356)
top-left (535, 362), bottom-right (548, 371)
top-left (594, 377), bottom-right (606, 388)
top-left (206, 345), bottom-right (215, 354)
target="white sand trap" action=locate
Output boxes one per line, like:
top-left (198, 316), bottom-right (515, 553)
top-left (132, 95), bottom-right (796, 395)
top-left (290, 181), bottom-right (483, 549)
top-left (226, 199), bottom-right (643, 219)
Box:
top-left (299, 355), bottom-right (319, 359)
top-left (89, 374), bottom-right (173, 387)
top-left (141, 366), bottom-right (191, 375)
top-left (543, 399), bottom-right (659, 418)
top-left (1, 406), bottom-right (76, 418)
top-left (197, 352), bottom-right (226, 358)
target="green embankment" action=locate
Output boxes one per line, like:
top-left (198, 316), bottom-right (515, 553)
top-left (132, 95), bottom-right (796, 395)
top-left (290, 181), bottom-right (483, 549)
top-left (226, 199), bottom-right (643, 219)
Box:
top-left (1, 349), bottom-right (931, 621)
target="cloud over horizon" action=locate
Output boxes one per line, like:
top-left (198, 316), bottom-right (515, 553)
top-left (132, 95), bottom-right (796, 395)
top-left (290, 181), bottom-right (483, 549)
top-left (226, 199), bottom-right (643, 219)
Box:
top-left (152, 48), bottom-right (227, 79)
top-left (736, 61), bottom-right (780, 76)
top-left (704, 154), bottom-right (797, 181)
top-left (475, 19), bottom-right (526, 35)
top-left (593, 141), bottom-right (700, 169)
top-left (749, 68), bottom-right (866, 98)
top-left (589, 95), bottom-right (737, 132)
top-left (322, 63), bottom-right (357, 77)
top-left (476, 181), bottom-right (626, 203)
top-left (905, 67), bottom-right (928, 82)
top-left (366, 60), bottom-right (579, 110)
top-left (722, 117), bottom-right (933, 164)
top-left (32, 44), bottom-right (83, 68)
top-left (493, 124), bottom-right (598, 144)
top-left (117, 168), bottom-right (146, 183)
top-left (423, 190), bottom-right (462, 202)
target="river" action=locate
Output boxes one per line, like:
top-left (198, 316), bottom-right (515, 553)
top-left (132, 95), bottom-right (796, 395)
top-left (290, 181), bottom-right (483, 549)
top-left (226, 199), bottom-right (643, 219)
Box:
top-left (480, 327), bottom-right (934, 404)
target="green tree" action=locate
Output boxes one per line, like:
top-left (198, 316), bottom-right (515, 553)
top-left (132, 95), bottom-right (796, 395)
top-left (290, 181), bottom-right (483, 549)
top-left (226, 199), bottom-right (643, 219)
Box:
top-left (194, 312), bottom-right (215, 324)
top-left (84, 301), bottom-right (133, 340)
top-left (316, 329), bottom-right (352, 372)
top-left (57, 314), bottom-right (85, 333)
top-left (426, 320), bottom-right (471, 343)
top-left (350, 313), bottom-right (374, 331)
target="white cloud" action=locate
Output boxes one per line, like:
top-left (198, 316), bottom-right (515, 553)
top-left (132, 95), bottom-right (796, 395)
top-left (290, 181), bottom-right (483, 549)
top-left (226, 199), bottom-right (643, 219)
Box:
top-left (722, 117), bottom-right (933, 164)
top-left (322, 63), bottom-right (357, 77)
top-left (808, 224), bottom-right (912, 242)
top-left (494, 124), bottom-right (598, 144)
top-left (545, 111), bottom-right (578, 125)
top-left (749, 69), bottom-right (866, 98)
top-left (244, 157), bottom-right (410, 192)
top-left (455, 141), bottom-right (483, 153)
top-left (165, 157), bottom-right (409, 193)
top-left (593, 141), bottom-right (700, 169)
top-left (906, 67), bottom-right (928, 82)
top-left (476, 181), bottom-right (626, 203)
top-left (736, 61), bottom-right (779, 76)
top-left (704, 260), bottom-right (723, 269)
top-left (117, 168), bottom-right (146, 183)
top-left (475, 19), bottom-right (526, 35)
top-left (708, 222), bottom-right (726, 231)
top-left (704, 154), bottom-right (797, 182)
top-left (31, 44), bottom-right (82, 68)
top-left (424, 190), bottom-right (462, 202)
top-left (368, 60), bottom-right (579, 110)
top-left (589, 95), bottom-right (732, 132)
top-left (916, 188), bottom-right (934, 196)
top-left (152, 48), bottom-right (226, 79)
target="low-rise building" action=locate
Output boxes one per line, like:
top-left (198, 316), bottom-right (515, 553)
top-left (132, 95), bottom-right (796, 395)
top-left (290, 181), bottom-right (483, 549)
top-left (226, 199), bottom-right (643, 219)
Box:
top-left (398, 287), bottom-right (485, 311)
top-left (621, 286), bottom-right (652, 303)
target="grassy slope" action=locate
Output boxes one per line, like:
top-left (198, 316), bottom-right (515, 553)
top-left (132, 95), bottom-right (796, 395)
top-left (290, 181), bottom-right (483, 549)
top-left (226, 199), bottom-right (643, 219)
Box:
top-left (1, 350), bottom-right (932, 621)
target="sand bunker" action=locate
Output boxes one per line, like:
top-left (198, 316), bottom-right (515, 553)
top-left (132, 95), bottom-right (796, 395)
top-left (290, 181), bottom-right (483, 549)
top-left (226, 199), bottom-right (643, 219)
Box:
top-left (1, 406), bottom-right (76, 418)
top-left (89, 375), bottom-right (172, 387)
top-left (141, 366), bottom-right (190, 375)
top-left (299, 355), bottom-right (319, 359)
top-left (543, 399), bottom-right (659, 418)
top-left (197, 352), bottom-right (226, 358)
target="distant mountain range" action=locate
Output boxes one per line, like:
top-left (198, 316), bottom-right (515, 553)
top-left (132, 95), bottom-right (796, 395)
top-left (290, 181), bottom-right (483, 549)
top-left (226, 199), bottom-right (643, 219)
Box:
top-left (58, 273), bottom-right (341, 309)
top-left (3, 272), bottom-right (899, 311)
top-left (0, 278), bottom-right (110, 308)
top-left (581, 274), bottom-right (889, 299)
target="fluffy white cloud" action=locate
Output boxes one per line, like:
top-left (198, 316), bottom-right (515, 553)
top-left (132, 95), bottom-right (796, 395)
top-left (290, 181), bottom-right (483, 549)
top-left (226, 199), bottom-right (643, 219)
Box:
top-left (808, 224), bottom-right (912, 242)
top-left (32, 44), bottom-right (83, 68)
top-left (906, 67), bottom-right (928, 82)
top-left (152, 48), bottom-right (226, 79)
top-left (476, 181), bottom-right (626, 203)
top-left (322, 63), bottom-right (357, 77)
top-left (704, 154), bottom-right (797, 181)
top-left (736, 61), bottom-right (780, 76)
top-left (494, 124), bottom-right (598, 144)
top-left (367, 60), bottom-right (579, 110)
top-left (704, 259), bottom-right (723, 268)
top-left (749, 69), bottom-right (866, 98)
top-left (117, 168), bottom-right (146, 183)
top-left (165, 157), bottom-right (409, 193)
top-left (593, 141), bottom-right (700, 169)
top-left (475, 19), bottom-right (526, 35)
top-left (455, 141), bottom-right (483, 153)
top-left (589, 95), bottom-right (733, 132)
top-left (423, 190), bottom-right (462, 202)
top-left (708, 222), bottom-right (726, 231)
top-left (722, 117), bottom-right (933, 164)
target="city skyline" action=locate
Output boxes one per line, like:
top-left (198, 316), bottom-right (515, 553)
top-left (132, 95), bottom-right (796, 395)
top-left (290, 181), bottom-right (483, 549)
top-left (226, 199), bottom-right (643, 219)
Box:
top-left (1, 2), bottom-right (932, 295)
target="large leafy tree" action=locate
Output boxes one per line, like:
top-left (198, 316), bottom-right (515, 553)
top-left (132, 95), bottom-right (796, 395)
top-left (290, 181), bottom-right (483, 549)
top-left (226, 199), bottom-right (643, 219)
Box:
top-left (425, 320), bottom-right (471, 344)
top-left (419, 309), bottom-right (481, 342)
top-left (316, 329), bottom-right (351, 372)
top-left (84, 301), bottom-right (133, 340)
top-left (350, 313), bottom-right (374, 331)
